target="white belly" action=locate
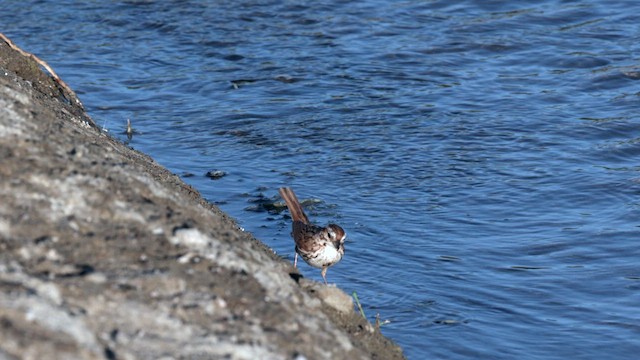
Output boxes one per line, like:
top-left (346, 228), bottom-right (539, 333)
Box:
top-left (299, 244), bottom-right (343, 269)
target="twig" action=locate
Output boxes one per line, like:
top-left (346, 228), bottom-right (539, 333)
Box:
top-left (101, 119), bottom-right (109, 133)
top-left (126, 118), bottom-right (133, 139)
top-left (0, 32), bottom-right (84, 109)
top-left (352, 291), bottom-right (366, 318)
top-left (375, 313), bottom-right (391, 329)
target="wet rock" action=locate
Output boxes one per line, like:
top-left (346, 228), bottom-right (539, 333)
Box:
top-left (274, 74), bottom-right (297, 83)
top-left (0, 39), bottom-right (404, 359)
top-left (205, 169), bottom-right (227, 179)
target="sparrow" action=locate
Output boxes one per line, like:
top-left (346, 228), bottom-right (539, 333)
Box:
top-left (279, 187), bottom-right (346, 284)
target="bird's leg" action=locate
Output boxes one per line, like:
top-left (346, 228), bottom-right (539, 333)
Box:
top-left (294, 252), bottom-right (298, 268)
top-left (321, 267), bottom-right (328, 285)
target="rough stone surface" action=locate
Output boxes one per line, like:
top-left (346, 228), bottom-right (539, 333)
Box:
top-left (0, 40), bottom-right (405, 359)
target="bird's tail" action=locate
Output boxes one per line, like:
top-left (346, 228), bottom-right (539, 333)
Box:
top-left (279, 187), bottom-right (309, 224)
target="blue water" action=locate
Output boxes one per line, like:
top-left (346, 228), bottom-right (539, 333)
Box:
top-left (4, 1), bottom-right (640, 358)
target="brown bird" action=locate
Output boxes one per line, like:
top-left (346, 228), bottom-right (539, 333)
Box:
top-left (279, 187), bottom-right (346, 284)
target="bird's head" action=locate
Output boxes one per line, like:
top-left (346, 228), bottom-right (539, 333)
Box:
top-left (326, 224), bottom-right (346, 250)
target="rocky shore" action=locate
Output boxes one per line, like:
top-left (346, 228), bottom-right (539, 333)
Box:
top-left (0, 39), bottom-right (404, 359)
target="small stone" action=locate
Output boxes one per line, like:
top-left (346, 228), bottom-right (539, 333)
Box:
top-left (314, 286), bottom-right (354, 315)
top-left (205, 170), bottom-right (226, 180)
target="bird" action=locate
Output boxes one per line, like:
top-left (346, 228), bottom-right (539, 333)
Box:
top-left (279, 187), bottom-right (346, 284)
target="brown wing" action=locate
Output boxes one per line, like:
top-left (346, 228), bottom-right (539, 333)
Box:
top-left (279, 187), bottom-right (310, 224)
top-left (292, 220), bottom-right (327, 251)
